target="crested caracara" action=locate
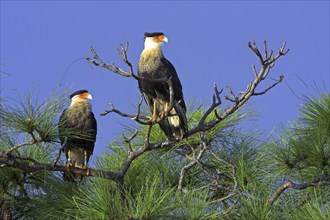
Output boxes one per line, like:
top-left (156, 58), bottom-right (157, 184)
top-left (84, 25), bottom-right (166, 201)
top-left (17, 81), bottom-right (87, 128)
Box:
top-left (58, 90), bottom-right (97, 182)
top-left (138, 32), bottom-right (187, 140)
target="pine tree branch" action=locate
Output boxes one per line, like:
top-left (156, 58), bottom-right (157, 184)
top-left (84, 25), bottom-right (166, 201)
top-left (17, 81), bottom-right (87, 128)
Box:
top-left (6, 140), bottom-right (39, 154)
top-left (178, 136), bottom-right (208, 192)
top-left (208, 151), bottom-right (238, 204)
top-left (269, 175), bottom-right (330, 205)
top-left (122, 130), bottom-right (138, 152)
top-left (0, 151), bottom-right (121, 181)
top-left (53, 137), bottom-right (67, 166)
top-left (1, 41), bottom-right (289, 192)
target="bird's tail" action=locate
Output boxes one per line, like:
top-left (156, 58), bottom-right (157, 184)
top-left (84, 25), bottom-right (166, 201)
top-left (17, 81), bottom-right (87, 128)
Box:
top-left (63, 148), bottom-right (86, 182)
top-left (168, 105), bottom-right (187, 139)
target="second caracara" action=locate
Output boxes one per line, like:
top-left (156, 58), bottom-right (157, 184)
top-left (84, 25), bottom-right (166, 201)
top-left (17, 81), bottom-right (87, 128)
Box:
top-left (138, 32), bottom-right (187, 140)
top-left (58, 90), bottom-right (97, 182)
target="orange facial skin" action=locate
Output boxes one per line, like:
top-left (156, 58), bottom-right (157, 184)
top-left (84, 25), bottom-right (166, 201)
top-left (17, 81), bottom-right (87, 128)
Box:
top-left (79, 92), bottom-right (90, 100)
top-left (153, 35), bottom-right (166, 43)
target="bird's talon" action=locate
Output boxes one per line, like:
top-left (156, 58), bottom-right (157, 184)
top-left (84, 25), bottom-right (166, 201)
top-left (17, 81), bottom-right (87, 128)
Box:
top-left (83, 165), bottom-right (90, 176)
top-left (159, 111), bottom-right (167, 118)
top-left (146, 115), bottom-right (158, 123)
top-left (65, 163), bottom-right (73, 168)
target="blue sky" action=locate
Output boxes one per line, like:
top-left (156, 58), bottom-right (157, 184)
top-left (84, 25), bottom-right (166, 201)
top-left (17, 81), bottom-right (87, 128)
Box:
top-left (1, 1), bottom-right (329, 157)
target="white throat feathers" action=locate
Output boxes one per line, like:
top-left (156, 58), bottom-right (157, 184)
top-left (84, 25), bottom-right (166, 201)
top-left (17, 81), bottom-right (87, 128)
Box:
top-left (144, 36), bottom-right (168, 50)
top-left (70, 94), bottom-right (92, 107)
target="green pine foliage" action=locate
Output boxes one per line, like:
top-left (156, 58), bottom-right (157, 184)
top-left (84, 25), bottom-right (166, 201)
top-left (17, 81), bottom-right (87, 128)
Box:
top-left (1, 89), bottom-right (329, 219)
top-left (0, 89), bottom-right (69, 218)
top-left (264, 93), bottom-right (329, 180)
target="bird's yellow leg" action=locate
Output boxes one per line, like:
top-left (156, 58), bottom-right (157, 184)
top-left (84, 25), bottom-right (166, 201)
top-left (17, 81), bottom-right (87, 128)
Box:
top-left (160, 102), bottom-right (169, 118)
top-left (65, 150), bottom-right (73, 168)
top-left (83, 150), bottom-right (90, 176)
top-left (152, 100), bottom-right (158, 121)
top-left (147, 100), bottom-right (158, 122)
top-left (165, 102), bottom-right (169, 112)
top-left (83, 150), bottom-right (88, 168)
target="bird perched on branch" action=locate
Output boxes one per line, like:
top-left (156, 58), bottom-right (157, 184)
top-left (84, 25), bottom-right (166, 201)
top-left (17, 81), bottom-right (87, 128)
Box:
top-left (138, 32), bottom-right (187, 140)
top-left (58, 90), bottom-right (97, 182)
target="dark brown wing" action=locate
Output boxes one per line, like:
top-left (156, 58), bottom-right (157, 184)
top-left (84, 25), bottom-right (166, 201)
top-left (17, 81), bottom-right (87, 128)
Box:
top-left (138, 57), bottom-right (186, 112)
top-left (58, 108), bottom-right (97, 154)
top-left (58, 109), bottom-right (70, 145)
top-left (160, 57), bottom-right (186, 111)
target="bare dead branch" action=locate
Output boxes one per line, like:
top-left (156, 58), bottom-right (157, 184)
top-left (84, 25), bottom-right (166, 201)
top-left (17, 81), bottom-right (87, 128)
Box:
top-left (227, 85), bottom-right (238, 102)
top-left (209, 151), bottom-right (238, 204)
top-left (133, 93), bottom-right (145, 121)
top-left (116, 42), bottom-right (136, 78)
top-left (265, 41), bottom-right (289, 66)
top-left (100, 102), bottom-right (149, 125)
top-left (213, 83), bottom-right (222, 104)
top-left (253, 75), bottom-right (284, 96)
top-left (122, 130), bottom-right (138, 152)
top-left (224, 85), bottom-right (239, 103)
top-left (197, 83), bottom-right (223, 127)
top-left (248, 41), bottom-right (264, 65)
top-left (263, 40), bottom-right (268, 59)
top-left (251, 64), bottom-right (258, 78)
top-left (87, 46), bottom-right (132, 77)
top-left (185, 41), bottom-right (288, 138)
top-left (144, 124), bottom-right (153, 144)
top-left (123, 130), bottom-right (139, 144)
top-left (117, 127), bottom-right (154, 177)
top-left (178, 136), bottom-right (208, 192)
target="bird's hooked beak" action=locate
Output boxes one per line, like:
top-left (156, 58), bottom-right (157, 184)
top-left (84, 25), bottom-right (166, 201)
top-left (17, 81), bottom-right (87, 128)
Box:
top-left (162, 36), bottom-right (168, 43)
top-left (87, 94), bottom-right (92, 100)
top-left (156, 35), bottom-right (168, 44)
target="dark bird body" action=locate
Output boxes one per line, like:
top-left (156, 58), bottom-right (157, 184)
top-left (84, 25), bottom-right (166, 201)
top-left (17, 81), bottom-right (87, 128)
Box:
top-left (138, 32), bottom-right (187, 139)
top-left (58, 90), bottom-right (97, 182)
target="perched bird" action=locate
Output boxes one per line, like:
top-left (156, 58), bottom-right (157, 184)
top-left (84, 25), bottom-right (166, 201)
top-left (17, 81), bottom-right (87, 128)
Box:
top-left (58, 90), bottom-right (97, 182)
top-left (138, 32), bottom-right (187, 140)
